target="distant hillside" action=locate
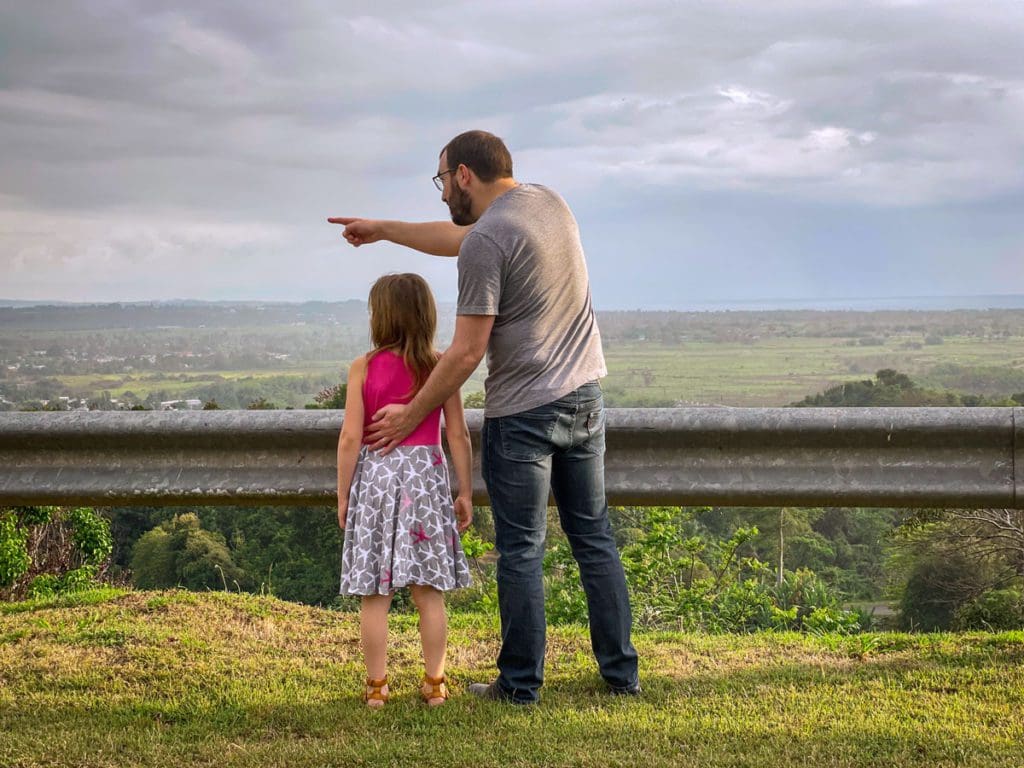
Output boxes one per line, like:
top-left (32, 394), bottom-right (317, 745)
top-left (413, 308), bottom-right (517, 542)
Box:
top-left (5, 300), bottom-right (1024, 339)
top-left (0, 299), bottom-right (78, 308)
top-left (0, 300), bottom-right (371, 331)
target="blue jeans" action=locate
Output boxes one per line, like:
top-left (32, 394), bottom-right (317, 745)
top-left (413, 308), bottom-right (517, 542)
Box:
top-left (481, 381), bottom-right (639, 702)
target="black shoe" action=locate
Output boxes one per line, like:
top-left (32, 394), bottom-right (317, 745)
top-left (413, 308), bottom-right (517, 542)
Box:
top-left (608, 681), bottom-right (642, 697)
top-left (467, 681), bottom-right (536, 705)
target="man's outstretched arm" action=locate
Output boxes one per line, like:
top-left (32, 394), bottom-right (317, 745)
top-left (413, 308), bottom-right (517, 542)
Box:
top-left (327, 217), bottom-right (470, 257)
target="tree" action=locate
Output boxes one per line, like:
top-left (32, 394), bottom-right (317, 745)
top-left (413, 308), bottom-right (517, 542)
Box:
top-left (202, 505), bottom-right (344, 605)
top-left (306, 382), bottom-right (346, 409)
top-left (104, 504), bottom-right (345, 605)
top-left (130, 513), bottom-right (245, 591)
top-left (898, 549), bottom-right (982, 631)
top-left (942, 509), bottom-right (1024, 580)
top-left (792, 369), bottom-right (1010, 408)
top-left (889, 509), bottom-right (1024, 630)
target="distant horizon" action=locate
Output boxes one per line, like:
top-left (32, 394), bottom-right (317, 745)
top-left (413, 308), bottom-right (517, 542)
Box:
top-left (3, 293), bottom-right (1024, 313)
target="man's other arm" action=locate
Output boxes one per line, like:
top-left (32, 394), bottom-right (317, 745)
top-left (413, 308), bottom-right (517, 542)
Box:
top-left (364, 314), bottom-right (494, 453)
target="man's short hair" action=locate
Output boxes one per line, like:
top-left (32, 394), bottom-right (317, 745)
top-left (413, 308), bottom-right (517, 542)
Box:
top-left (442, 130), bottom-right (513, 183)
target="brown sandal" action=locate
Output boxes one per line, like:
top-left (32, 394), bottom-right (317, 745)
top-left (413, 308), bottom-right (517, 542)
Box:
top-left (364, 675), bottom-right (389, 708)
top-left (420, 673), bottom-right (449, 707)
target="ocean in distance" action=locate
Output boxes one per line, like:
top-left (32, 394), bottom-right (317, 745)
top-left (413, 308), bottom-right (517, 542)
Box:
top-left (642, 294), bottom-right (1024, 313)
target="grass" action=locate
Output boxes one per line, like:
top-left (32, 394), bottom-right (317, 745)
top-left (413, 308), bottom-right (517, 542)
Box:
top-left (2, 590), bottom-right (1023, 767)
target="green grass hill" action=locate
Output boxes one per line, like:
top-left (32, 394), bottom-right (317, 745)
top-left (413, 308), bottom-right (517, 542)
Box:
top-left (1, 589), bottom-right (1023, 767)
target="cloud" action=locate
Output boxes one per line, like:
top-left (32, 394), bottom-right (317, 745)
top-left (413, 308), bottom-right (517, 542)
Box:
top-left (4, 1), bottom-right (1022, 205)
top-left (512, 36), bottom-right (1024, 205)
top-left (0, 0), bottom-right (1021, 302)
top-left (0, 207), bottom-right (284, 273)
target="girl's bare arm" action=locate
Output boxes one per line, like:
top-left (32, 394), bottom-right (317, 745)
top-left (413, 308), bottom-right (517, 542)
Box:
top-left (336, 356), bottom-right (367, 528)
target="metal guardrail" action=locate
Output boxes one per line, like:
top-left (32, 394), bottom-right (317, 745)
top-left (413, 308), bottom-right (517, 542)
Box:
top-left (0, 408), bottom-right (1020, 508)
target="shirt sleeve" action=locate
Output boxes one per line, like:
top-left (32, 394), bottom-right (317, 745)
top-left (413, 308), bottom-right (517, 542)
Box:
top-left (457, 231), bottom-right (503, 316)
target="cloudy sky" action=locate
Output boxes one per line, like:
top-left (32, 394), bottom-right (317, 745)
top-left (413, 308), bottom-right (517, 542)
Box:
top-left (1, 1), bottom-right (1022, 309)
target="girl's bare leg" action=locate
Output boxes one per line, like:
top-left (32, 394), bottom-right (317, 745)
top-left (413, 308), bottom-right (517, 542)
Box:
top-left (360, 593), bottom-right (393, 706)
top-left (410, 584), bottom-right (448, 704)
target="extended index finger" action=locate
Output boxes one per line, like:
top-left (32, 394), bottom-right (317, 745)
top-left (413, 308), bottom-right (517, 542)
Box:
top-left (327, 217), bottom-right (357, 225)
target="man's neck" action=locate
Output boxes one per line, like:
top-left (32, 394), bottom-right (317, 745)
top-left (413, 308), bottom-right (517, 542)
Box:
top-left (474, 178), bottom-right (519, 217)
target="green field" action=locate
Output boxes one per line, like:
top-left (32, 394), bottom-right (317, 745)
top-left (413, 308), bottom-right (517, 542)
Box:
top-left (34, 335), bottom-right (1024, 409)
top-left (47, 364), bottom-right (484, 406)
top-left (40, 331), bottom-right (1024, 407)
top-left (7, 307), bottom-right (1024, 408)
top-left (600, 334), bottom-right (1024, 406)
top-left (56, 367), bottom-right (343, 398)
top-left (2, 589), bottom-right (1022, 767)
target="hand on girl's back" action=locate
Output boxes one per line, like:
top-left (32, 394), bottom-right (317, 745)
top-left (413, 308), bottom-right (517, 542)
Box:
top-left (363, 403), bottom-right (414, 453)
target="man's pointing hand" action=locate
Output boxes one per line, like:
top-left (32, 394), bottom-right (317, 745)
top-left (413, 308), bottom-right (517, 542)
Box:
top-left (327, 217), bottom-right (384, 247)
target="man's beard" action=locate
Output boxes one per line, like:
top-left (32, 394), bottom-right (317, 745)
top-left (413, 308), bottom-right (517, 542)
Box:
top-left (447, 182), bottom-right (476, 226)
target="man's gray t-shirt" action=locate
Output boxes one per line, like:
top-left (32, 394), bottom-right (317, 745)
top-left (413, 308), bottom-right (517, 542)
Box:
top-left (457, 183), bottom-right (607, 418)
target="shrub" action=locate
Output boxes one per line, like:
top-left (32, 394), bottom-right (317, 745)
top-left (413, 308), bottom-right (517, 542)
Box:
top-left (898, 553), bottom-right (969, 631)
top-left (953, 588), bottom-right (1024, 631)
top-left (27, 566), bottom-right (100, 599)
top-left (0, 512), bottom-right (31, 588)
top-left (0, 507), bottom-right (113, 601)
top-left (803, 606), bottom-right (863, 634)
top-left (538, 507), bottom-right (861, 633)
top-left (67, 507), bottom-right (114, 566)
top-left (543, 543), bottom-right (588, 625)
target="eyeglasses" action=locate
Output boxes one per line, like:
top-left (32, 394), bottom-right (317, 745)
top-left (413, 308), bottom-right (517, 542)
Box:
top-left (432, 169), bottom-right (455, 191)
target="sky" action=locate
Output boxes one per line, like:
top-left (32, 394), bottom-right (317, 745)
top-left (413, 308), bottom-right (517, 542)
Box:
top-left (1, 0), bottom-right (1022, 310)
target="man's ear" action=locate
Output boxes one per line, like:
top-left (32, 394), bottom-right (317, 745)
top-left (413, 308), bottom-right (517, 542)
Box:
top-left (455, 163), bottom-right (472, 187)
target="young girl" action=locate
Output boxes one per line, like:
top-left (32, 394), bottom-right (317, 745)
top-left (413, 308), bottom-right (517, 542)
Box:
top-left (336, 273), bottom-right (473, 708)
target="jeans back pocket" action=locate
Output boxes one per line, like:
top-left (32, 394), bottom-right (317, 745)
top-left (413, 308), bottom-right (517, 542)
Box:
top-left (496, 411), bottom-right (558, 461)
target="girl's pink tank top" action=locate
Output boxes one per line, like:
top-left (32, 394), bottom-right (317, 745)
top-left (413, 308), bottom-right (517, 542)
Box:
top-left (362, 350), bottom-right (442, 446)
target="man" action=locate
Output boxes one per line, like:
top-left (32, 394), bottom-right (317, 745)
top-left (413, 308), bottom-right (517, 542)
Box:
top-left (329, 130), bottom-right (639, 704)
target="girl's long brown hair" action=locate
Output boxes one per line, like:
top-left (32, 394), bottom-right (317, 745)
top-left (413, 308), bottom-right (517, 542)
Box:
top-left (367, 273), bottom-right (439, 394)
